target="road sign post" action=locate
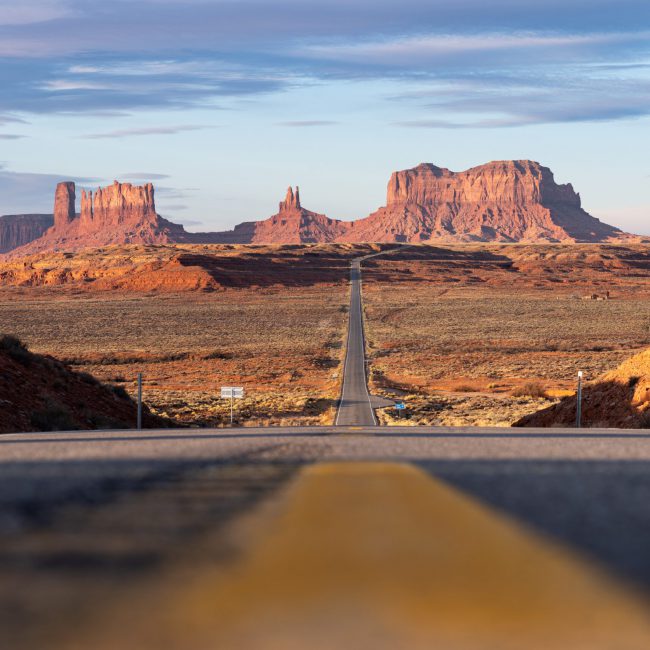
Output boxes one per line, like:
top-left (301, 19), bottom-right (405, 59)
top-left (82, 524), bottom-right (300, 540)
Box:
top-left (395, 402), bottom-right (406, 419)
top-left (137, 373), bottom-right (143, 430)
top-left (221, 387), bottom-right (244, 426)
top-left (576, 371), bottom-right (583, 428)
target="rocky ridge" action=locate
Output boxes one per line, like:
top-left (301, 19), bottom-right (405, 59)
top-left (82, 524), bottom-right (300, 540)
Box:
top-left (0, 214), bottom-right (53, 253)
top-left (213, 187), bottom-right (348, 244)
top-left (4, 161), bottom-right (629, 255)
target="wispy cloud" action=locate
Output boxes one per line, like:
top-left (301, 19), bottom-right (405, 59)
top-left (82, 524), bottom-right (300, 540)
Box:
top-left (120, 172), bottom-right (171, 180)
top-left (42, 80), bottom-right (112, 91)
top-left (390, 72), bottom-right (650, 128)
top-left (0, 55), bottom-right (290, 114)
top-left (0, 1), bottom-right (73, 26)
top-left (0, 114), bottom-right (28, 126)
top-left (0, 1), bottom-right (648, 130)
top-left (0, 164), bottom-right (98, 215)
top-left (277, 120), bottom-right (339, 127)
top-left (81, 125), bottom-right (213, 139)
top-left (302, 31), bottom-right (650, 65)
top-left (0, 134), bottom-right (26, 139)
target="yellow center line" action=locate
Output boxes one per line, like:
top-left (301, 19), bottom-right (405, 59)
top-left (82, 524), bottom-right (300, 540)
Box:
top-left (79, 463), bottom-right (650, 650)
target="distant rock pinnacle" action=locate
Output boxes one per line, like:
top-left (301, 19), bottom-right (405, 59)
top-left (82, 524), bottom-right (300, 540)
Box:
top-left (279, 186), bottom-right (301, 212)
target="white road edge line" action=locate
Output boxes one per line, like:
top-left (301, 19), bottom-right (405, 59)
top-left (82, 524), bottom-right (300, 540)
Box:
top-left (335, 246), bottom-right (414, 426)
top-left (358, 269), bottom-right (378, 426)
top-left (334, 267), bottom-right (354, 426)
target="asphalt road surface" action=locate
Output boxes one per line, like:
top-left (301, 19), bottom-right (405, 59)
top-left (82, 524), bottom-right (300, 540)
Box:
top-left (2, 426), bottom-right (650, 649)
top-left (336, 254), bottom-right (393, 426)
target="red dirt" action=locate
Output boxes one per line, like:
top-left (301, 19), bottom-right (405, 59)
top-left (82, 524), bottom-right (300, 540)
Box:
top-left (514, 348), bottom-right (650, 428)
top-left (0, 336), bottom-right (166, 433)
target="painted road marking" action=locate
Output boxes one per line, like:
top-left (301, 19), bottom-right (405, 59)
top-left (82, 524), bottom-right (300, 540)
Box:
top-left (75, 462), bottom-right (650, 650)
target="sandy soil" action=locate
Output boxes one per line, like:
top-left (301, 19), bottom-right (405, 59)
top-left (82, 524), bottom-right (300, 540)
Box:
top-left (4, 242), bottom-right (650, 428)
top-left (362, 244), bottom-right (650, 426)
top-left (0, 288), bottom-right (349, 427)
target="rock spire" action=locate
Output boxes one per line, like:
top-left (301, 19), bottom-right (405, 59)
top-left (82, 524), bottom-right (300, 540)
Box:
top-left (53, 182), bottom-right (76, 229)
top-left (279, 186), bottom-right (301, 212)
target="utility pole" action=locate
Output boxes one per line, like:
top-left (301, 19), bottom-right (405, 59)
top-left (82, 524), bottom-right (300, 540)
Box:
top-left (137, 372), bottom-right (143, 430)
top-left (576, 371), bottom-right (583, 428)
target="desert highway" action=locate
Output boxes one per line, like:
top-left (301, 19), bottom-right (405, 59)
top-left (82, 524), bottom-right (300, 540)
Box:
top-left (2, 254), bottom-right (650, 648)
top-left (336, 250), bottom-right (396, 426)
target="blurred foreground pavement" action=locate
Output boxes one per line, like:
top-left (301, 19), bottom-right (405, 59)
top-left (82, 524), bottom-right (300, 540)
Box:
top-left (1, 426), bottom-right (650, 649)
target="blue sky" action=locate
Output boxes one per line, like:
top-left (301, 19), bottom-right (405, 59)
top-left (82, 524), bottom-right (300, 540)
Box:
top-left (0, 0), bottom-right (648, 232)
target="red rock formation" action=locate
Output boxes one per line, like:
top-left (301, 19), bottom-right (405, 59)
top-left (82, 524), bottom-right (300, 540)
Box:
top-left (11, 180), bottom-right (187, 255)
top-left (54, 182), bottom-right (76, 229)
top-left (0, 214), bottom-right (53, 253)
top-left (279, 186), bottom-right (301, 211)
top-left (6, 161), bottom-right (630, 256)
top-left (80, 181), bottom-right (157, 232)
top-left (338, 161), bottom-right (624, 243)
top-left (211, 163), bottom-right (625, 244)
top-left (205, 186), bottom-right (348, 244)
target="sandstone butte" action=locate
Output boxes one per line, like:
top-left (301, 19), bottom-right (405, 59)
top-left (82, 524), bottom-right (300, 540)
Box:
top-left (339, 160), bottom-right (624, 243)
top-left (13, 180), bottom-right (191, 256)
top-left (4, 160), bottom-right (630, 256)
top-left (212, 186), bottom-right (348, 244)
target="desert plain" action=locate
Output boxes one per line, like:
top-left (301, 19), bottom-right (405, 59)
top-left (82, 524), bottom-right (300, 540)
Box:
top-left (2, 242), bottom-right (650, 428)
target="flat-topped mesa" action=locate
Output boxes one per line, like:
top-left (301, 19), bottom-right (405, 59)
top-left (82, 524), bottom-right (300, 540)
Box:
top-left (279, 186), bottom-right (301, 212)
top-left (80, 181), bottom-right (157, 232)
top-left (339, 159), bottom-right (620, 243)
top-left (53, 182), bottom-right (76, 229)
top-left (0, 214), bottom-right (53, 253)
top-left (386, 161), bottom-right (582, 208)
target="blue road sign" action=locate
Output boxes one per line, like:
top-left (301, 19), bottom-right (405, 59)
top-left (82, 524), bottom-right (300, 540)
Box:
top-left (395, 402), bottom-right (406, 410)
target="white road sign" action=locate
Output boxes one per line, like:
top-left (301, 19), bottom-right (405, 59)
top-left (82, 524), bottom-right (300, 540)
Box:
top-left (221, 387), bottom-right (244, 399)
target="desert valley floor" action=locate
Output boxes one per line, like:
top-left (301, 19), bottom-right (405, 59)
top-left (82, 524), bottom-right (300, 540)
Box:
top-left (2, 242), bottom-right (650, 428)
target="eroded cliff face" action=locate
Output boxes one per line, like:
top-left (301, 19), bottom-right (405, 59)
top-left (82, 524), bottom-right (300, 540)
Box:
top-left (11, 181), bottom-right (187, 255)
top-left (0, 214), bottom-right (53, 253)
top-left (5, 161), bottom-right (629, 256)
top-left (279, 185), bottom-right (301, 212)
top-left (208, 162), bottom-right (626, 245)
top-left (205, 186), bottom-right (349, 244)
top-left (80, 181), bottom-right (158, 231)
top-left (385, 161), bottom-right (581, 208)
top-left (339, 161), bottom-right (622, 243)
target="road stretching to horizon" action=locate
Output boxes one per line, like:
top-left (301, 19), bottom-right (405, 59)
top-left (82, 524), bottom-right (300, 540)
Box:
top-left (2, 253), bottom-right (650, 648)
top-left (336, 251), bottom-right (395, 426)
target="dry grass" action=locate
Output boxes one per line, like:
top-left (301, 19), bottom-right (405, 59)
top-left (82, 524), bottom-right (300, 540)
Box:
top-left (363, 244), bottom-right (650, 426)
top-left (0, 287), bottom-right (348, 426)
top-left (511, 382), bottom-right (548, 398)
top-left (6, 242), bottom-right (650, 428)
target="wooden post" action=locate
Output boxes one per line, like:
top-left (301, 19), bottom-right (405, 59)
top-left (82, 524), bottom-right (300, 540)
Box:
top-left (137, 373), bottom-right (143, 430)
